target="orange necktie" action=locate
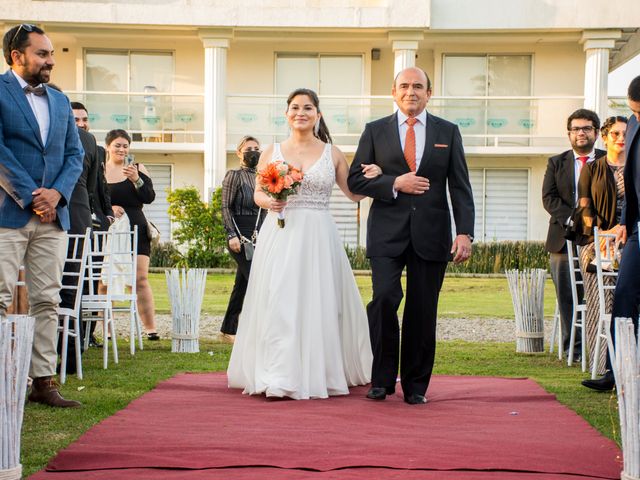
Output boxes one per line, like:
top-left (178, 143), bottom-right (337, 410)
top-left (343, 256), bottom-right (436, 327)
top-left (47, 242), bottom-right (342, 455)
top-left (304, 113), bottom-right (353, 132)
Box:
top-left (404, 117), bottom-right (417, 172)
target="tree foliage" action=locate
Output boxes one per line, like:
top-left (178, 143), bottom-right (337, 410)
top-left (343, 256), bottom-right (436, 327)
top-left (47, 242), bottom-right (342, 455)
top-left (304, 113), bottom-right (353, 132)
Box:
top-left (166, 186), bottom-right (232, 267)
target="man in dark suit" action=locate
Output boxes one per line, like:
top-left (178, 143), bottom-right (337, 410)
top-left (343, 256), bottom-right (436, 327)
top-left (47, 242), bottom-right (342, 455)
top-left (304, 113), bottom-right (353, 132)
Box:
top-left (582, 75), bottom-right (640, 391)
top-left (70, 102), bottom-right (114, 232)
top-left (71, 101), bottom-right (114, 348)
top-left (56, 125), bottom-right (99, 373)
top-left (0, 24), bottom-right (83, 407)
top-left (542, 109), bottom-right (604, 360)
top-left (348, 67), bottom-right (474, 405)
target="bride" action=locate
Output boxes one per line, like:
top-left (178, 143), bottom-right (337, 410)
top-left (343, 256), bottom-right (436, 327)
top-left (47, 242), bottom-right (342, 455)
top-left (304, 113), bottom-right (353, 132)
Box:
top-left (227, 88), bottom-right (381, 400)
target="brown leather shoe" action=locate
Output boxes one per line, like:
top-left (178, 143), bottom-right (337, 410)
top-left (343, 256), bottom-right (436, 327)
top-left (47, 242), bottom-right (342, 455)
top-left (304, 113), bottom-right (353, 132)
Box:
top-left (28, 376), bottom-right (81, 408)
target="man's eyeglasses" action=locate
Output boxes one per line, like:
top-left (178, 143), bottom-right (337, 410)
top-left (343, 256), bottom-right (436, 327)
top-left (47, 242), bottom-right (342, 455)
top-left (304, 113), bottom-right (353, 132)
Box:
top-left (10, 24), bottom-right (35, 49)
top-left (568, 126), bottom-right (596, 134)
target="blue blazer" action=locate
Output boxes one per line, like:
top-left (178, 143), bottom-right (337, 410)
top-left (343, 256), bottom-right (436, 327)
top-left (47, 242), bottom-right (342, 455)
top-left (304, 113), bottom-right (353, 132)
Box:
top-left (0, 70), bottom-right (83, 231)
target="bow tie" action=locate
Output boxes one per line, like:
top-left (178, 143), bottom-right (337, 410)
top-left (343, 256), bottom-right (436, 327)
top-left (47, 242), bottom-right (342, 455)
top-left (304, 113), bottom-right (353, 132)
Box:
top-left (23, 85), bottom-right (46, 96)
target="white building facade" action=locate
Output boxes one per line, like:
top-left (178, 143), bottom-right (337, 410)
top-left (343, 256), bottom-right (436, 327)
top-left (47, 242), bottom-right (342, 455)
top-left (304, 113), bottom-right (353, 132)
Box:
top-left (3, 0), bottom-right (639, 245)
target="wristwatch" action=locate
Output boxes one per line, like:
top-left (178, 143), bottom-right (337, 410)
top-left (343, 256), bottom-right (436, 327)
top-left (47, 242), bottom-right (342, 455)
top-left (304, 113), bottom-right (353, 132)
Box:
top-left (134, 177), bottom-right (144, 189)
top-left (465, 234), bottom-right (474, 243)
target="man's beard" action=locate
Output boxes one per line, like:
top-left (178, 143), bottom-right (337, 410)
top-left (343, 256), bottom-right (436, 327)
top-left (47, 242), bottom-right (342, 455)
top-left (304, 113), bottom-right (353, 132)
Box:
top-left (24, 63), bottom-right (52, 84)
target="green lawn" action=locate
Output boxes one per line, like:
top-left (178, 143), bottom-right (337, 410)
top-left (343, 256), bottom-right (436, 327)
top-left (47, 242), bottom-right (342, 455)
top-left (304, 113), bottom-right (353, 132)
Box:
top-left (22, 273), bottom-right (616, 477)
top-left (150, 272), bottom-right (558, 319)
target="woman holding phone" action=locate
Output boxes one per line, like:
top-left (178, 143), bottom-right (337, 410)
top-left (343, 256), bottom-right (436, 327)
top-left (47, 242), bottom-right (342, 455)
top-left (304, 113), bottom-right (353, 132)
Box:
top-left (104, 129), bottom-right (159, 340)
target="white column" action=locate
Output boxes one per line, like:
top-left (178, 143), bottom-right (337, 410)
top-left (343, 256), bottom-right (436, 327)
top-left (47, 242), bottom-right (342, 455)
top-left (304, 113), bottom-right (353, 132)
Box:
top-left (199, 30), bottom-right (232, 201)
top-left (388, 31), bottom-right (424, 79)
top-left (581, 30), bottom-right (621, 122)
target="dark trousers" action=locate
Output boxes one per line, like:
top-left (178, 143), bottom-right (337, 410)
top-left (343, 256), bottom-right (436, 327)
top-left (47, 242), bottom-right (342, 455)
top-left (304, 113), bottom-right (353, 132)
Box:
top-left (368, 245), bottom-right (447, 397)
top-left (606, 230), bottom-right (640, 370)
top-left (549, 251), bottom-right (582, 352)
top-left (221, 246), bottom-right (252, 335)
top-left (57, 239), bottom-right (86, 373)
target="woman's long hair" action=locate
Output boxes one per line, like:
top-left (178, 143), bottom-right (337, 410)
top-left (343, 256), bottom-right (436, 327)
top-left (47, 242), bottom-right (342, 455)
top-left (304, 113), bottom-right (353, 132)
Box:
top-left (286, 88), bottom-right (332, 144)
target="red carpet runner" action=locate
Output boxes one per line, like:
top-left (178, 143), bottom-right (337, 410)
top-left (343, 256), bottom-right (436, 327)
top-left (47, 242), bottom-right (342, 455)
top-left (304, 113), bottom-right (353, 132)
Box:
top-left (31, 373), bottom-right (621, 479)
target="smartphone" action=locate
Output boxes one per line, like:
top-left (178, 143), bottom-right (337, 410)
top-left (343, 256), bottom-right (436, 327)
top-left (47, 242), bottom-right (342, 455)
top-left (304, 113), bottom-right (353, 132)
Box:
top-left (125, 154), bottom-right (135, 166)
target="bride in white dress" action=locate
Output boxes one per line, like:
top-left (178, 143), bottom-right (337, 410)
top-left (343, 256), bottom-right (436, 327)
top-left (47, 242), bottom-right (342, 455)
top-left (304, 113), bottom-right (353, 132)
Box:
top-left (227, 88), bottom-right (381, 400)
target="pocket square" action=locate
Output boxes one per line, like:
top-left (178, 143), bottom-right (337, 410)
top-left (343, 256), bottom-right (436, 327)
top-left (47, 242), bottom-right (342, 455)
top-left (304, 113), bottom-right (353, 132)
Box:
top-left (434, 144), bottom-right (449, 148)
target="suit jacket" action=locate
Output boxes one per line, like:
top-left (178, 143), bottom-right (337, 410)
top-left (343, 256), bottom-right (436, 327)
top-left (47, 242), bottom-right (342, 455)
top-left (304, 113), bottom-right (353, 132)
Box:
top-left (68, 128), bottom-right (97, 234)
top-left (621, 115), bottom-right (640, 231)
top-left (542, 148), bottom-right (606, 253)
top-left (91, 144), bottom-right (114, 230)
top-left (347, 112), bottom-right (474, 261)
top-left (0, 70), bottom-right (83, 231)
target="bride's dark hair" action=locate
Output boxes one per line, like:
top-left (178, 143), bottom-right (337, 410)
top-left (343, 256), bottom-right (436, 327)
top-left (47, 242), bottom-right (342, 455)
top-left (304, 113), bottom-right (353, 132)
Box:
top-left (286, 88), bottom-right (333, 144)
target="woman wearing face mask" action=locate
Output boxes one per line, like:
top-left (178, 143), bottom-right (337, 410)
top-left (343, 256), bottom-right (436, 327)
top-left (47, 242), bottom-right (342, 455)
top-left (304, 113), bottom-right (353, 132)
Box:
top-left (220, 135), bottom-right (265, 342)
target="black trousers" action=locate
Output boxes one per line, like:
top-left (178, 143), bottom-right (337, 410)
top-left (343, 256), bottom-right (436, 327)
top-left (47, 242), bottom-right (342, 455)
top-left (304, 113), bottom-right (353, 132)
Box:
top-left (57, 238), bottom-right (87, 373)
top-left (220, 247), bottom-right (252, 335)
top-left (221, 215), bottom-right (259, 335)
top-left (606, 229), bottom-right (640, 370)
top-left (368, 245), bottom-right (447, 397)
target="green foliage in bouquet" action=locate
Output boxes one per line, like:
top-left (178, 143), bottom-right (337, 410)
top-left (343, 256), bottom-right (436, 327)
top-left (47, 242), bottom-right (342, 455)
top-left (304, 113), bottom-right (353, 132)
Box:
top-left (166, 186), bottom-right (233, 268)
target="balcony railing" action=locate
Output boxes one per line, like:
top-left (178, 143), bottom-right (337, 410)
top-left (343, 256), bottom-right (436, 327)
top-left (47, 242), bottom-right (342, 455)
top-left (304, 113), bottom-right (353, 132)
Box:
top-left (66, 91), bottom-right (205, 144)
top-left (227, 94), bottom-right (596, 150)
top-left (64, 91), bottom-right (633, 150)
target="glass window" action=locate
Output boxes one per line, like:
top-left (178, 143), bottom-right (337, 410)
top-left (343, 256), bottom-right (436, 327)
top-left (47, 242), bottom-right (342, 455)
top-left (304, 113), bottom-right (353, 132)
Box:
top-left (443, 55), bottom-right (532, 146)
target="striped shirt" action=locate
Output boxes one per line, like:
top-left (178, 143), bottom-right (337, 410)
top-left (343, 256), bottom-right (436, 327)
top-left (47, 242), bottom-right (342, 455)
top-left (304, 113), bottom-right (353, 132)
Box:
top-left (221, 167), bottom-right (261, 239)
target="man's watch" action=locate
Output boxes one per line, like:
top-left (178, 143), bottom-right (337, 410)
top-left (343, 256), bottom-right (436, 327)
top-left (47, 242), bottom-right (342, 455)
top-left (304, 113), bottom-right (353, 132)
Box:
top-left (465, 234), bottom-right (474, 243)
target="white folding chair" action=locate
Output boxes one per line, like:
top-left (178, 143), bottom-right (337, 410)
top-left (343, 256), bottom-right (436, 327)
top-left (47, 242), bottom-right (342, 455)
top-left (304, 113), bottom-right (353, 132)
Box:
top-left (566, 239), bottom-right (587, 371)
top-left (82, 225), bottom-right (142, 369)
top-left (549, 300), bottom-right (562, 359)
top-left (590, 226), bottom-right (619, 379)
top-left (56, 228), bottom-right (91, 384)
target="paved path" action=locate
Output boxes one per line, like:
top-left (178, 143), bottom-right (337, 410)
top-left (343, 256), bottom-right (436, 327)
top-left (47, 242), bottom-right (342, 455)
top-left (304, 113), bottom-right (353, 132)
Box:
top-left (114, 314), bottom-right (555, 343)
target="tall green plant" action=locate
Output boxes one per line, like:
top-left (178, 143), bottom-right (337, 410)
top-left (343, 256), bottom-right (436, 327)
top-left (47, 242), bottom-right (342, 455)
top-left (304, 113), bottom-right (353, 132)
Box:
top-left (166, 186), bottom-right (232, 267)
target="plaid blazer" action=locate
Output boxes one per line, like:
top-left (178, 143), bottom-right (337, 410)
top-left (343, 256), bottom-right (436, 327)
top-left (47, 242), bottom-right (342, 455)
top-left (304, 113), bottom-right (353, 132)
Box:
top-left (0, 70), bottom-right (83, 230)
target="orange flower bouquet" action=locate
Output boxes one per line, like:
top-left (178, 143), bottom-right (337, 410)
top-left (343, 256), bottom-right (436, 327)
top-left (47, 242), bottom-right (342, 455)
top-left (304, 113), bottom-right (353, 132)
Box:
top-left (256, 160), bottom-right (304, 228)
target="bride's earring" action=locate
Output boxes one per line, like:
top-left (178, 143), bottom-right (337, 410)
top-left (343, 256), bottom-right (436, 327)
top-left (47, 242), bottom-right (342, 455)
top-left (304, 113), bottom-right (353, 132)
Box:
top-left (314, 120), bottom-right (320, 137)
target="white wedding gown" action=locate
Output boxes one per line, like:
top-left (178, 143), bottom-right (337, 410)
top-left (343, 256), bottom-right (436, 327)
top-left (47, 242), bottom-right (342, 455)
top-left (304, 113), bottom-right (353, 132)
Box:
top-left (227, 143), bottom-right (373, 399)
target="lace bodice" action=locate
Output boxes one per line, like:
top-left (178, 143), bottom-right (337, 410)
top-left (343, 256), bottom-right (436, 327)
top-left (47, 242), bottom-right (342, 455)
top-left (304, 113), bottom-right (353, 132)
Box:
top-left (272, 143), bottom-right (335, 211)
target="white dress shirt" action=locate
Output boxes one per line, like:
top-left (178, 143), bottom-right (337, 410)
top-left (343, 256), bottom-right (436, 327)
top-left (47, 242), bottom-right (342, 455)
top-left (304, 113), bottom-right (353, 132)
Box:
top-left (397, 109), bottom-right (427, 171)
top-left (573, 149), bottom-right (596, 205)
top-left (12, 69), bottom-right (50, 146)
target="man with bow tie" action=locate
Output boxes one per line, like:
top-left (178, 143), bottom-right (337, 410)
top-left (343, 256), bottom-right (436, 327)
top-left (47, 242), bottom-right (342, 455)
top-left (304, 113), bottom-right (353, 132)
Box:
top-left (348, 67), bottom-right (475, 405)
top-left (0, 24), bottom-right (83, 407)
top-left (542, 109), bottom-right (605, 362)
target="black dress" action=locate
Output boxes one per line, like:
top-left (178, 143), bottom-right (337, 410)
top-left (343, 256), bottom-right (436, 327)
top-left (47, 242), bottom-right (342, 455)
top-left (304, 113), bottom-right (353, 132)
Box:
top-left (107, 166), bottom-right (156, 256)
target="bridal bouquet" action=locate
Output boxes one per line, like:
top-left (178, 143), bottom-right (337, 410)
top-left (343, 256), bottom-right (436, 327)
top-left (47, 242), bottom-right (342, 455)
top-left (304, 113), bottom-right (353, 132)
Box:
top-left (257, 160), bottom-right (303, 228)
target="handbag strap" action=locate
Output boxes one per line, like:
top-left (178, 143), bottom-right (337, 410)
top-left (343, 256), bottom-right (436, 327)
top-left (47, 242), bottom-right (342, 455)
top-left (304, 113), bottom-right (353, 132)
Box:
top-left (231, 208), bottom-right (262, 245)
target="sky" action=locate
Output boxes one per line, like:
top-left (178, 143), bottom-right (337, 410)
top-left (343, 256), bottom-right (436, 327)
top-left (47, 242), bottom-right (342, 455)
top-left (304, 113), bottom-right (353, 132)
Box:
top-left (609, 54), bottom-right (640, 96)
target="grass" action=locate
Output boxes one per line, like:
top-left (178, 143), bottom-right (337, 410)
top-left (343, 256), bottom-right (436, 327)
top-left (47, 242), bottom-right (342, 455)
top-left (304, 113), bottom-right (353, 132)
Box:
top-left (149, 273), bottom-right (557, 319)
top-left (21, 274), bottom-right (617, 477)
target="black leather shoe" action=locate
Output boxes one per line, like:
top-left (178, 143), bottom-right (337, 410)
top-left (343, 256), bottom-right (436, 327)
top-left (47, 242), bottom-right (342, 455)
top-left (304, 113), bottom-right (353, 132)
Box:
top-left (582, 371), bottom-right (615, 392)
top-left (88, 335), bottom-right (102, 348)
top-left (404, 393), bottom-right (427, 405)
top-left (366, 386), bottom-right (394, 400)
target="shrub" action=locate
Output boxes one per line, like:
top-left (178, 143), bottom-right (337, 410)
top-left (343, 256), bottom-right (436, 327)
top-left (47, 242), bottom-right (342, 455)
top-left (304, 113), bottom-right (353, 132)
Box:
top-left (344, 245), bottom-right (370, 270)
top-left (166, 186), bottom-right (234, 268)
top-left (447, 241), bottom-right (548, 274)
top-left (149, 241), bottom-right (182, 267)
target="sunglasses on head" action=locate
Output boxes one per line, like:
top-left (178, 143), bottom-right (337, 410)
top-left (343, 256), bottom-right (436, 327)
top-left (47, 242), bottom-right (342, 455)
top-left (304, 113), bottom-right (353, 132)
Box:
top-left (10, 24), bottom-right (36, 49)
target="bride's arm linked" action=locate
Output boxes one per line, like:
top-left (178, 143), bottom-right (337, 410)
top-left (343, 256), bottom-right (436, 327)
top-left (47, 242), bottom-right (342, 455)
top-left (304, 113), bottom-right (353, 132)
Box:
top-left (333, 145), bottom-right (381, 202)
top-left (253, 145), bottom-right (288, 212)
